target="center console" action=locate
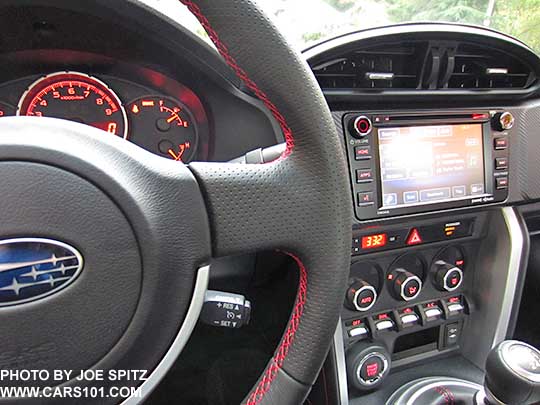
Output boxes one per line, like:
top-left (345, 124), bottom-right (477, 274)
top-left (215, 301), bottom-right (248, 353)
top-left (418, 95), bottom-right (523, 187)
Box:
top-left (336, 109), bottom-right (524, 403)
top-left (344, 213), bottom-right (481, 395)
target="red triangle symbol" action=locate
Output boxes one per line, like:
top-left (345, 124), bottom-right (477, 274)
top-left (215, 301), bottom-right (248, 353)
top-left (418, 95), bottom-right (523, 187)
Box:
top-left (406, 228), bottom-right (422, 245)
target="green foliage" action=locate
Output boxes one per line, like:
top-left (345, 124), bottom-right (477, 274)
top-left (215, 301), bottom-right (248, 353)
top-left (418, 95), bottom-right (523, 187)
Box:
top-left (323, 0), bottom-right (356, 11)
top-left (385, 0), bottom-right (489, 25)
top-left (381, 0), bottom-right (540, 54)
top-left (490, 0), bottom-right (540, 54)
top-left (302, 32), bottom-right (325, 42)
top-left (318, 0), bottom-right (540, 54)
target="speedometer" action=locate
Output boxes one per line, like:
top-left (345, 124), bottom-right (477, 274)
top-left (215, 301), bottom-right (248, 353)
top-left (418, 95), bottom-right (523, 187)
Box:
top-left (17, 72), bottom-right (128, 138)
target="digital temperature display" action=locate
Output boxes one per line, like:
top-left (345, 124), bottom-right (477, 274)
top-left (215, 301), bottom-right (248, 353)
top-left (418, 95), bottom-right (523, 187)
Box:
top-left (361, 233), bottom-right (387, 249)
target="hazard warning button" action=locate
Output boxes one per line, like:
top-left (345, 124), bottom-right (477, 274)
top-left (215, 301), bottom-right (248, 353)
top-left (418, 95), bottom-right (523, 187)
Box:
top-left (406, 228), bottom-right (423, 245)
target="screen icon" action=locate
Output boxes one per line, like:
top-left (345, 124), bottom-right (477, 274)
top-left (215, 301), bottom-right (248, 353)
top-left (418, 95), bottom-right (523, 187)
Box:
top-left (470, 184), bottom-right (484, 195)
top-left (452, 186), bottom-right (466, 198)
top-left (467, 153), bottom-right (480, 168)
top-left (420, 188), bottom-right (451, 202)
top-left (403, 191), bottom-right (419, 204)
top-left (383, 193), bottom-right (398, 206)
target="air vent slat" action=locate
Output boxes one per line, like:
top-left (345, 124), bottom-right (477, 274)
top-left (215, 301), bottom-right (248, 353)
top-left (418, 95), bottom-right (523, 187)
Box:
top-left (312, 41), bottom-right (424, 90)
top-left (311, 39), bottom-right (536, 92)
top-left (446, 43), bottom-right (533, 89)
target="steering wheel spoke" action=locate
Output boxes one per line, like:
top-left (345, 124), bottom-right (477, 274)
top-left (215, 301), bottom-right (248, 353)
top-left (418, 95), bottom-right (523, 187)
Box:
top-left (190, 160), bottom-right (312, 257)
top-left (179, 0), bottom-right (354, 402)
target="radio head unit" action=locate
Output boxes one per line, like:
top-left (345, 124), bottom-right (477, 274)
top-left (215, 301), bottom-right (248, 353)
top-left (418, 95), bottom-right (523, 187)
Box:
top-left (344, 111), bottom-right (511, 221)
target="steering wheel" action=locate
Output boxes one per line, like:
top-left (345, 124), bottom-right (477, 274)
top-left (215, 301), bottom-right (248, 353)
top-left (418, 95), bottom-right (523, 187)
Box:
top-left (0, 0), bottom-right (351, 404)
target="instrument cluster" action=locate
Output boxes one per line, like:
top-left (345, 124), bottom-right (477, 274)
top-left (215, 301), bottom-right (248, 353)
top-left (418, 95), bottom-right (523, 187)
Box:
top-left (0, 70), bottom-right (209, 163)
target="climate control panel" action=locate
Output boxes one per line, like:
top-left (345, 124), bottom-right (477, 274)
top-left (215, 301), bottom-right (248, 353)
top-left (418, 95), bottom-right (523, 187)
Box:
top-left (346, 244), bottom-right (468, 315)
top-left (342, 236), bottom-right (476, 397)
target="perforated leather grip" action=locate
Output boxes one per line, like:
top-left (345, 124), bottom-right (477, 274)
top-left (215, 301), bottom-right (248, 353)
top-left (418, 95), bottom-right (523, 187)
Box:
top-left (181, 1), bottom-right (353, 404)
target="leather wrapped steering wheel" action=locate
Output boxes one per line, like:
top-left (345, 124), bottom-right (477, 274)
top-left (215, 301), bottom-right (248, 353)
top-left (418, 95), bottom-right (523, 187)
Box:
top-left (0, 0), bottom-right (351, 404)
top-left (181, 1), bottom-right (352, 403)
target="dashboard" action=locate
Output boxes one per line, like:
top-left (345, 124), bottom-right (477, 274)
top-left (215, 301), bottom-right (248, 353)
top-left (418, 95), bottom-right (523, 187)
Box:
top-left (299, 22), bottom-right (540, 405)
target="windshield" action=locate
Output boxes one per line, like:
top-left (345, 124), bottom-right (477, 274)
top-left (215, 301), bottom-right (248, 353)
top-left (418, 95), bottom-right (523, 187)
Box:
top-left (149, 0), bottom-right (540, 54)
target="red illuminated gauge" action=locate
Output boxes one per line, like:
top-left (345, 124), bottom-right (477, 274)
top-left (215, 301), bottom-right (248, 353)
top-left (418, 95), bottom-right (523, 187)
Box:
top-left (127, 96), bottom-right (198, 163)
top-left (17, 72), bottom-right (127, 138)
top-left (0, 101), bottom-right (15, 117)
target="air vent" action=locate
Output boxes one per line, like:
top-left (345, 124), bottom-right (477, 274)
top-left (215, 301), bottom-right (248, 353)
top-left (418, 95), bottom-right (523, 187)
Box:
top-left (447, 43), bottom-right (534, 89)
top-left (312, 42), bottom-right (426, 90)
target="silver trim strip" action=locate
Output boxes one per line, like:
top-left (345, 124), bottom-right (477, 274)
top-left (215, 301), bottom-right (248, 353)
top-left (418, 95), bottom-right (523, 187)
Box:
top-left (121, 265), bottom-right (210, 404)
top-left (486, 68), bottom-right (509, 75)
top-left (366, 72), bottom-right (394, 81)
top-left (333, 320), bottom-right (349, 405)
top-left (493, 207), bottom-right (524, 346)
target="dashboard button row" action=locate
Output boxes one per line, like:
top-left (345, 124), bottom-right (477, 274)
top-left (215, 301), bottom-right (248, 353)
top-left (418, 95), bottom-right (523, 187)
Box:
top-left (493, 131), bottom-right (510, 193)
top-left (344, 295), bottom-right (468, 341)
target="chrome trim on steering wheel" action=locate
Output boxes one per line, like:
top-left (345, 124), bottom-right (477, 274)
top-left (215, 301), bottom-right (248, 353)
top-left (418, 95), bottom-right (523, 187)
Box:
top-left (121, 265), bottom-right (210, 404)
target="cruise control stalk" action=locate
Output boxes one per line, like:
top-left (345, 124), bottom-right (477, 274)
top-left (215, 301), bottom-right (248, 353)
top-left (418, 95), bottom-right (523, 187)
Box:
top-left (228, 143), bottom-right (286, 164)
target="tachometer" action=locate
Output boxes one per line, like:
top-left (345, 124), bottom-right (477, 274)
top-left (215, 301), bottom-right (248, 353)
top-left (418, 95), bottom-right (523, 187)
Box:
top-left (17, 72), bottom-right (128, 138)
top-left (127, 96), bottom-right (198, 162)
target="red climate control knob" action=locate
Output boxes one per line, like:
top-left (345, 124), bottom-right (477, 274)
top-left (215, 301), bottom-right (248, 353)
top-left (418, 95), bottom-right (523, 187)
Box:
top-left (434, 261), bottom-right (463, 292)
top-left (391, 269), bottom-right (422, 301)
top-left (346, 279), bottom-right (378, 312)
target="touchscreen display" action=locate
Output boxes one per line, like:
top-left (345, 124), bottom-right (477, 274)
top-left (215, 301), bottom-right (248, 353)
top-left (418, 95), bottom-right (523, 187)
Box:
top-left (378, 124), bottom-right (485, 208)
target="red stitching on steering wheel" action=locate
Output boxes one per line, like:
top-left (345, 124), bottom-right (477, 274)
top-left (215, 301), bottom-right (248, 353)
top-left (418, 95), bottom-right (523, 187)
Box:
top-left (179, 0), bottom-right (294, 160)
top-left (246, 253), bottom-right (307, 405)
top-left (179, 1), bottom-right (308, 404)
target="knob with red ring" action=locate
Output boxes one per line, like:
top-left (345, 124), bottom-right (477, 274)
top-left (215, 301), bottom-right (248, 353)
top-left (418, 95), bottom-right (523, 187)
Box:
top-left (346, 279), bottom-right (377, 312)
top-left (391, 269), bottom-right (422, 301)
top-left (431, 246), bottom-right (465, 292)
top-left (434, 261), bottom-right (463, 292)
top-left (351, 115), bottom-right (372, 138)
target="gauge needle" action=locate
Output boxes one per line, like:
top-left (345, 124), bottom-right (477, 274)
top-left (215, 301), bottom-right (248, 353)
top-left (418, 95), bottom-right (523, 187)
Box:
top-left (167, 144), bottom-right (186, 162)
top-left (166, 113), bottom-right (180, 124)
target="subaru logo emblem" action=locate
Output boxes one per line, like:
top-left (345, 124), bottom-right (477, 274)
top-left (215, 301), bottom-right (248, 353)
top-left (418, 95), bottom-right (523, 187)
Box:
top-left (0, 238), bottom-right (83, 306)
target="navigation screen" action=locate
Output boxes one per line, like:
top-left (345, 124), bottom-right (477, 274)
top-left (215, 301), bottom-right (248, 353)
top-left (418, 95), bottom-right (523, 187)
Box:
top-left (378, 124), bottom-right (485, 208)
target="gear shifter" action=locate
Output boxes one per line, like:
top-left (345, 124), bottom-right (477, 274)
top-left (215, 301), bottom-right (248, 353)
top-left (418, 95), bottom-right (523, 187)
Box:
top-left (387, 340), bottom-right (540, 405)
top-left (480, 340), bottom-right (540, 405)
